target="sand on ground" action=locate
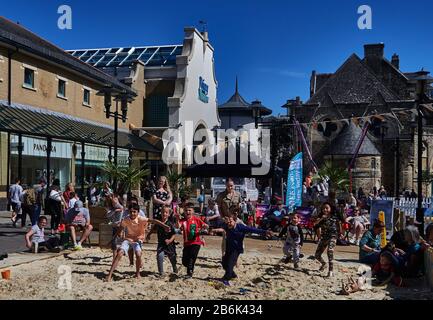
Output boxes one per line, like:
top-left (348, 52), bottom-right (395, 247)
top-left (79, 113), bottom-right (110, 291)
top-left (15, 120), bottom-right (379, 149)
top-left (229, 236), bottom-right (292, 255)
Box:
top-left (0, 235), bottom-right (432, 300)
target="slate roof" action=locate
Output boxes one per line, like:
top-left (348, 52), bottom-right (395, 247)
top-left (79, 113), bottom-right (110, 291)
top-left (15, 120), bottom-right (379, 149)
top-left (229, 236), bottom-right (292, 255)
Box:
top-left (0, 16), bottom-right (135, 95)
top-left (0, 101), bottom-right (160, 153)
top-left (326, 121), bottom-right (380, 156)
top-left (305, 54), bottom-right (403, 106)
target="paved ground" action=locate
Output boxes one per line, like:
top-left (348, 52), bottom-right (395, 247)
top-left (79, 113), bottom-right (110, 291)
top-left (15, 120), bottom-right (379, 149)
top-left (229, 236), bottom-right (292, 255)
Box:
top-left (0, 211), bottom-right (99, 256)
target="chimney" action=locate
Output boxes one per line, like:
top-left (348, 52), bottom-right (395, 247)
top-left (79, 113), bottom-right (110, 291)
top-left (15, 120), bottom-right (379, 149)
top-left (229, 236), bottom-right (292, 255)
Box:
top-left (364, 43), bottom-right (384, 59)
top-left (310, 70), bottom-right (316, 97)
top-left (201, 31), bottom-right (209, 42)
top-left (391, 53), bottom-right (400, 69)
top-left (295, 96), bottom-right (301, 105)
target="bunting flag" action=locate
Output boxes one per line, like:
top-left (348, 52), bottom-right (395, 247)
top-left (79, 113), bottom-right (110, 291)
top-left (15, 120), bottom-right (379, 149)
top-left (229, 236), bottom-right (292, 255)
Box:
top-left (348, 120), bottom-right (370, 170)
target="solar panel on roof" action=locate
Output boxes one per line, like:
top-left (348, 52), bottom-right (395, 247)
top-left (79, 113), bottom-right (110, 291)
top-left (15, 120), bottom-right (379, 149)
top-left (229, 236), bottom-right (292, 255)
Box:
top-left (73, 50), bottom-right (85, 57)
top-left (68, 46), bottom-right (183, 67)
top-left (79, 50), bottom-right (96, 61)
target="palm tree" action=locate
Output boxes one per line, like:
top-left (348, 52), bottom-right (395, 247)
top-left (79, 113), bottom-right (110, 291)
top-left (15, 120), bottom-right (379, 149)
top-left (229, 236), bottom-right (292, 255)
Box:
top-left (101, 161), bottom-right (150, 197)
top-left (166, 169), bottom-right (193, 201)
top-left (315, 160), bottom-right (349, 193)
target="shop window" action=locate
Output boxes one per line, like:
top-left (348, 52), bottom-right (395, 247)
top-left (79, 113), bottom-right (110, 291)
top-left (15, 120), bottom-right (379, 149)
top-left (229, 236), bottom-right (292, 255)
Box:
top-left (143, 95), bottom-right (168, 127)
top-left (83, 88), bottom-right (91, 106)
top-left (24, 68), bottom-right (34, 89)
top-left (58, 79), bottom-right (66, 98)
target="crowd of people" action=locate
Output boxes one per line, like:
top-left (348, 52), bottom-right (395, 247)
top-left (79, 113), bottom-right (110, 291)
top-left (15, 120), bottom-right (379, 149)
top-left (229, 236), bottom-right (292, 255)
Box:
top-left (9, 175), bottom-right (433, 288)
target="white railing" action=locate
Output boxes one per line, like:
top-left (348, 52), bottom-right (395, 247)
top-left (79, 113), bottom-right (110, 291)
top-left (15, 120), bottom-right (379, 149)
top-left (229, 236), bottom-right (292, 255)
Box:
top-left (382, 197), bottom-right (433, 219)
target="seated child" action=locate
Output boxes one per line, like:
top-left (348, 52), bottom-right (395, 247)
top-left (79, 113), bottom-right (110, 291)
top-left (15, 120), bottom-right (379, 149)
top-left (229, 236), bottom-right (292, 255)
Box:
top-left (372, 251), bottom-right (403, 287)
top-left (25, 216), bottom-right (61, 253)
top-left (106, 203), bottom-right (169, 281)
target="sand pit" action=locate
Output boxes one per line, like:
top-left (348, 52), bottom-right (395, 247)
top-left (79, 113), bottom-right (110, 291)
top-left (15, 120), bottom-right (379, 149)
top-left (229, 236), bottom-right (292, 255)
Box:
top-left (0, 236), bottom-right (432, 300)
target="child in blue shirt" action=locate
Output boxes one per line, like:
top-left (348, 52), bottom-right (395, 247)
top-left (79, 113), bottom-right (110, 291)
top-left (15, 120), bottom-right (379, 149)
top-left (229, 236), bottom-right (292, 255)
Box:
top-left (212, 213), bottom-right (272, 285)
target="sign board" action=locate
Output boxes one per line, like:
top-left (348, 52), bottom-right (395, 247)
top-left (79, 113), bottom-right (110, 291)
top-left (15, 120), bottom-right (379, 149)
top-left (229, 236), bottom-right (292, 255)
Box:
top-left (198, 76), bottom-right (209, 103)
top-left (10, 135), bottom-right (71, 159)
top-left (295, 206), bottom-right (315, 226)
top-left (370, 199), bottom-right (394, 238)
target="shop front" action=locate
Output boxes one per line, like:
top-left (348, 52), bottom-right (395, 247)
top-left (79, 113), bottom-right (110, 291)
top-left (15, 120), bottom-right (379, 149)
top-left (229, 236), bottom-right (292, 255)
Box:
top-left (74, 144), bottom-right (129, 188)
top-left (10, 134), bottom-right (72, 189)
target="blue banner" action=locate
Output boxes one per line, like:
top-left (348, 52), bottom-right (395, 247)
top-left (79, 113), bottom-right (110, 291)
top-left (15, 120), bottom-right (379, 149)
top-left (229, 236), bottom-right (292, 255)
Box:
top-left (370, 200), bottom-right (394, 238)
top-left (286, 152), bottom-right (303, 212)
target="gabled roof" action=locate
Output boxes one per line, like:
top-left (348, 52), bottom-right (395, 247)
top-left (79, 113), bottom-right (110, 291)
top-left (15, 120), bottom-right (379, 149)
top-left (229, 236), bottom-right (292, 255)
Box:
top-left (305, 54), bottom-right (402, 106)
top-left (326, 121), bottom-right (380, 156)
top-left (0, 17), bottom-right (135, 95)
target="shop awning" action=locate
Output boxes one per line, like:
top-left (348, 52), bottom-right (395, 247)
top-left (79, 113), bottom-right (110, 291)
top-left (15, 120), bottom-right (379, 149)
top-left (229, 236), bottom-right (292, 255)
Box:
top-left (0, 101), bottom-right (161, 153)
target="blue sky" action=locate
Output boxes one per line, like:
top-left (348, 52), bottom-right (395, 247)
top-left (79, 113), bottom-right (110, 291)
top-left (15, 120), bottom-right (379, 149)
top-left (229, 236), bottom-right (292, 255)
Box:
top-left (3, 0), bottom-right (433, 114)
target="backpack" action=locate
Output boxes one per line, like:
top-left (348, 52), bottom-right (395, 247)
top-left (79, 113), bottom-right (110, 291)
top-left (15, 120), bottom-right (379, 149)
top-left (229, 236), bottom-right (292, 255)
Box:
top-left (24, 190), bottom-right (35, 206)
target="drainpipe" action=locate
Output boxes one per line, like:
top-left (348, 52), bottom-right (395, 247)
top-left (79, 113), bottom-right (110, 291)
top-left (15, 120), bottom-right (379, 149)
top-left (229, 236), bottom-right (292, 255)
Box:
top-left (7, 48), bottom-right (18, 106)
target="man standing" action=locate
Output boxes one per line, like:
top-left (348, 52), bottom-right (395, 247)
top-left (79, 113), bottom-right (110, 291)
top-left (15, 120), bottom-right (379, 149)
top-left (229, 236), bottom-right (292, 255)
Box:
top-left (8, 178), bottom-right (23, 227)
top-left (216, 178), bottom-right (242, 256)
top-left (216, 178), bottom-right (241, 219)
top-left (33, 179), bottom-right (46, 226)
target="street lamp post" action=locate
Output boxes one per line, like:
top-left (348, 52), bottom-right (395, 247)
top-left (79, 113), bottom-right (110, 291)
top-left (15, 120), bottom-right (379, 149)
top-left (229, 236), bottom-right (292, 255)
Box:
top-left (251, 100), bottom-right (262, 129)
top-left (98, 85), bottom-right (131, 190)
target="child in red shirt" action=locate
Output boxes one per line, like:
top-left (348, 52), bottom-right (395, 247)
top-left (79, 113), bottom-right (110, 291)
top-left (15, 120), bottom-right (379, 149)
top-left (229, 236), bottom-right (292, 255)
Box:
top-left (175, 202), bottom-right (208, 278)
top-left (372, 251), bottom-right (403, 287)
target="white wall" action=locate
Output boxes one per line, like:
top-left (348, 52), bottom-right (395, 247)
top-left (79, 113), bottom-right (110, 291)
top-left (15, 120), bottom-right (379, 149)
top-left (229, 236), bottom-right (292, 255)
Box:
top-left (168, 28), bottom-right (220, 149)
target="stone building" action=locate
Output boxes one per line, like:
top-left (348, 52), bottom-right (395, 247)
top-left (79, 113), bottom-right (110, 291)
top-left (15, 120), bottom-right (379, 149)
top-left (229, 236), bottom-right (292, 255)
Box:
top-left (290, 43), bottom-right (433, 196)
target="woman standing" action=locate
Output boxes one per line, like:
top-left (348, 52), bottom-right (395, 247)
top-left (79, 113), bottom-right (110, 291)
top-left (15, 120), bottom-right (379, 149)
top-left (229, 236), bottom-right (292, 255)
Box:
top-left (48, 185), bottom-right (67, 234)
top-left (63, 183), bottom-right (75, 209)
top-left (152, 176), bottom-right (172, 220)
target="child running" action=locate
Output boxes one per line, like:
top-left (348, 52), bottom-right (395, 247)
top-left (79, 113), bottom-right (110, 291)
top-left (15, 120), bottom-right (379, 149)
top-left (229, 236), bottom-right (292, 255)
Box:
top-left (147, 205), bottom-right (178, 276)
top-left (106, 203), bottom-right (169, 282)
top-left (175, 202), bottom-right (209, 278)
top-left (212, 213), bottom-right (272, 285)
top-left (279, 213), bottom-right (304, 269)
top-left (314, 202), bottom-right (342, 277)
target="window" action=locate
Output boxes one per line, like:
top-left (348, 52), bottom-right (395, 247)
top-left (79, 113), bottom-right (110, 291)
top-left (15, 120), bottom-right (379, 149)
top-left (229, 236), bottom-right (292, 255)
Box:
top-left (422, 142), bottom-right (428, 171)
top-left (83, 88), bottom-right (90, 106)
top-left (24, 68), bottom-right (34, 88)
top-left (58, 79), bottom-right (66, 98)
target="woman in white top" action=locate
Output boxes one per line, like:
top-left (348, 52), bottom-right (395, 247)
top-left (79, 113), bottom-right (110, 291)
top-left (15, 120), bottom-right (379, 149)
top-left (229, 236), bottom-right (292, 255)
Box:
top-left (48, 185), bottom-right (67, 234)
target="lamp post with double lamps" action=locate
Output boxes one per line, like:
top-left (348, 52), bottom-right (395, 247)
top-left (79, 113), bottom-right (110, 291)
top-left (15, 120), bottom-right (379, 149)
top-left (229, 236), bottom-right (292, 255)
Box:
top-left (98, 86), bottom-right (133, 189)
